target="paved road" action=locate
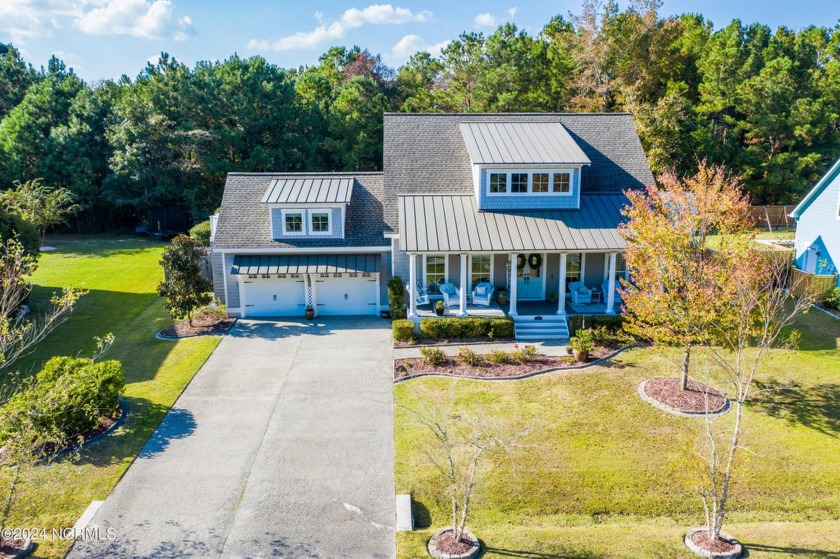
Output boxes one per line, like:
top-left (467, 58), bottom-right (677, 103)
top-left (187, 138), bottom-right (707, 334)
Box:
top-left (69, 317), bottom-right (396, 559)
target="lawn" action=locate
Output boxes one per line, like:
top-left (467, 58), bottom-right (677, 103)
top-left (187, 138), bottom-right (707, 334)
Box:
top-left (1, 236), bottom-right (220, 559)
top-left (395, 308), bottom-right (840, 558)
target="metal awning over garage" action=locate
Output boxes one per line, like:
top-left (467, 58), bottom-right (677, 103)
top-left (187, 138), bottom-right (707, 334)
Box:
top-left (231, 254), bottom-right (381, 275)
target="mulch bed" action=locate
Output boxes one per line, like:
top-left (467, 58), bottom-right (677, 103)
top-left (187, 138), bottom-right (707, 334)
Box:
top-left (434, 531), bottom-right (474, 555)
top-left (394, 345), bottom-right (621, 380)
top-left (691, 530), bottom-right (737, 553)
top-left (644, 377), bottom-right (727, 414)
top-left (0, 539), bottom-right (31, 559)
top-left (159, 310), bottom-right (235, 338)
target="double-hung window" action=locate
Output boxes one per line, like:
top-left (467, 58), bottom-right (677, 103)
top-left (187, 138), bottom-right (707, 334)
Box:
top-left (425, 255), bottom-right (446, 294)
top-left (310, 211), bottom-right (331, 235)
top-left (565, 253), bottom-right (583, 284)
top-left (283, 210), bottom-right (304, 235)
top-left (470, 254), bottom-right (492, 289)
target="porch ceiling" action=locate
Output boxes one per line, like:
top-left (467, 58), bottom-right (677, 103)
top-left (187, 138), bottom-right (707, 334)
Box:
top-left (398, 194), bottom-right (628, 253)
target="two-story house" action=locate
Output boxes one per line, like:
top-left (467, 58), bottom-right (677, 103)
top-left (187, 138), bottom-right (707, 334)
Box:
top-left (211, 113), bottom-right (654, 339)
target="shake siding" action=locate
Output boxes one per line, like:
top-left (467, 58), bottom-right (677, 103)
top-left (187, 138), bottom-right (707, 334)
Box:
top-left (224, 254), bottom-right (241, 308)
top-left (270, 207), bottom-right (344, 240)
top-left (392, 239), bottom-right (410, 282)
top-left (477, 167), bottom-right (581, 211)
top-left (795, 172), bottom-right (840, 284)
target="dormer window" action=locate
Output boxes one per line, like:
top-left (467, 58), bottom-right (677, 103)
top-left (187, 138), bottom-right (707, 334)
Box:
top-left (486, 170), bottom-right (574, 196)
top-left (283, 210), bottom-right (304, 235)
top-left (310, 211), bottom-right (331, 235)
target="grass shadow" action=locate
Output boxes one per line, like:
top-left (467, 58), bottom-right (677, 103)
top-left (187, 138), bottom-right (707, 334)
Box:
top-left (411, 499), bottom-right (432, 530)
top-left (480, 544), bottom-right (601, 558)
top-left (741, 542), bottom-right (840, 558)
top-left (752, 379), bottom-right (840, 437)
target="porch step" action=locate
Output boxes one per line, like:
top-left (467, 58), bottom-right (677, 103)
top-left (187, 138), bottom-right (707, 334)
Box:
top-left (513, 314), bottom-right (569, 341)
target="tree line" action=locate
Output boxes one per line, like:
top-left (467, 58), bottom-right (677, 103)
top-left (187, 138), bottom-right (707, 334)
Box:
top-left (0, 0), bottom-right (838, 232)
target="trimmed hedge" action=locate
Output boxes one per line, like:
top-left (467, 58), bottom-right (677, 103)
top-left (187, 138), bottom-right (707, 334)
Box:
top-left (393, 319), bottom-right (416, 341)
top-left (0, 356), bottom-right (125, 446)
top-left (568, 314), bottom-right (625, 337)
top-left (388, 276), bottom-right (407, 319)
top-left (418, 317), bottom-right (515, 340)
top-left (824, 287), bottom-right (840, 310)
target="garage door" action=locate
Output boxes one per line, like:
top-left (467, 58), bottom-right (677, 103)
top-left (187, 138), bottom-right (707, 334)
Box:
top-left (314, 275), bottom-right (378, 315)
top-left (243, 277), bottom-right (306, 317)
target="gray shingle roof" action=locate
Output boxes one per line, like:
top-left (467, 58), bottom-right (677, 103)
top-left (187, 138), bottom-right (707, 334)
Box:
top-left (383, 113), bottom-right (654, 232)
top-left (459, 122), bottom-right (591, 165)
top-left (260, 177), bottom-right (354, 204)
top-left (231, 254), bottom-right (381, 274)
top-left (399, 194), bottom-right (628, 253)
top-left (213, 172), bottom-right (389, 250)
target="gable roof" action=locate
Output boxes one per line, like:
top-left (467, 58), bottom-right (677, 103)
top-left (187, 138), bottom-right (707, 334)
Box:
top-left (790, 156), bottom-right (840, 219)
top-left (213, 172), bottom-right (389, 250)
top-left (260, 177), bottom-right (354, 205)
top-left (383, 113), bottom-right (654, 233)
top-left (399, 193), bottom-right (628, 253)
top-left (459, 122), bottom-right (591, 165)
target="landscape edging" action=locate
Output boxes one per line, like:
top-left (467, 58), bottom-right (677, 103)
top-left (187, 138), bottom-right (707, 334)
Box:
top-left (155, 318), bottom-right (238, 340)
top-left (637, 379), bottom-right (731, 418)
top-left (394, 345), bottom-right (639, 384)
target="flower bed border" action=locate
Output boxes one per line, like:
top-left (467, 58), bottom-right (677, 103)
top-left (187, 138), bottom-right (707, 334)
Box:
top-left (156, 318), bottom-right (237, 340)
top-left (53, 397), bottom-right (129, 458)
top-left (394, 345), bottom-right (638, 384)
top-left (637, 379), bottom-right (730, 418)
top-left (684, 527), bottom-right (743, 558)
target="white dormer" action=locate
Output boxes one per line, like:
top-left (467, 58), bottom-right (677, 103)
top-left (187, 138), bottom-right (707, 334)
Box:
top-left (260, 177), bottom-right (353, 240)
top-left (459, 121), bottom-right (591, 211)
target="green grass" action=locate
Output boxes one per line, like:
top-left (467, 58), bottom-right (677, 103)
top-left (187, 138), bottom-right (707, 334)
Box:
top-left (395, 309), bottom-right (840, 558)
top-left (2, 236), bottom-right (220, 559)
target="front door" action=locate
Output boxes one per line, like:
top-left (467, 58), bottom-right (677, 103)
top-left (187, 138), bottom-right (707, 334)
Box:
top-left (516, 253), bottom-right (544, 299)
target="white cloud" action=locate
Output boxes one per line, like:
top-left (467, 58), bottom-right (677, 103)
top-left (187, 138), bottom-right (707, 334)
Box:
top-left (75, 0), bottom-right (195, 40)
top-left (391, 34), bottom-right (448, 59)
top-left (0, 0), bottom-right (75, 43)
top-left (474, 6), bottom-right (517, 28)
top-left (249, 4), bottom-right (433, 52)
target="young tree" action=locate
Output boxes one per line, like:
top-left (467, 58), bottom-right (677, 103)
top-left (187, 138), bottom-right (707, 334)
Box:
top-left (0, 179), bottom-right (78, 242)
top-left (157, 235), bottom-right (213, 326)
top-left (619, 160), bottom-right (753, 390)
top-left (687, 251), bottom-right (813, 546)
top-left (0, 238), bottom-right (84, 371)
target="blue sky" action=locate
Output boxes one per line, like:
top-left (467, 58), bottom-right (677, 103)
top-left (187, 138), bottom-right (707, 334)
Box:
top-left (2, 1), bottom-right (838, 82)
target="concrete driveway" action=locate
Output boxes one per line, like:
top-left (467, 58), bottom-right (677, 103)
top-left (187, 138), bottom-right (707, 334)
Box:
top-left (69, 317), bottom-right (395, 559)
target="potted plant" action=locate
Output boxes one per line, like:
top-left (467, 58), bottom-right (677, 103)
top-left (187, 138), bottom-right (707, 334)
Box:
top-left (496, 286), bottom-right (509, 305)
top-left (569, 328), bottom-right (594, 362)
top-left (547, 290), bottom-right (559, 303)
top-left (304, 306), bottom-right (315, 320)
top-left (435, 300), bottom-right (445, 316)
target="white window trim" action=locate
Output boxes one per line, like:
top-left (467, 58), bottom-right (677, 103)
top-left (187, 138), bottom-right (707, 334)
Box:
top-left (485, 169), bottom-right (574, 197)
top-left (281, 209), bottom-right (306, 236)
top-left (565, 252), bottom-right (584, 284)
top-left (423, 253), bottom-right (448, 295)
top-left (309, 210), bottom-right (332, 236)
top-left (468, 254), bottom-right (494, 289)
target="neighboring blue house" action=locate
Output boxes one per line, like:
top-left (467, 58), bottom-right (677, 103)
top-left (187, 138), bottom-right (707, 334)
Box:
top-left (791, 156), bottom-right (840, 287)
top-left (210, 113), bottom-right (654, 339)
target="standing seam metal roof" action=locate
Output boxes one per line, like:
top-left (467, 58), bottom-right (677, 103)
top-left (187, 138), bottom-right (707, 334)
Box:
top-left (260, 177), bottom-right (354, 204)
top-left (398, 194), bottom-right (628, 252)
top-left (459, 122), bottom-right (591, 165)
top-left (231, 254), bottom-right (381, 275)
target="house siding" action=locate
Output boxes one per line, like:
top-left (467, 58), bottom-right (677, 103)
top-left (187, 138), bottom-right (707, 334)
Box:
top-left (380, 250), bottom-right (392, 307)
top-left (393, 239), bottom-right (410, 282)
top-left (794, 169), bottom-right (840, 285)
top-left (211, 251), bottom-right (225, 303)
top-left (270, 207), bottom-right (344, 240)
top-left (584, 253), bottom-right (606, 287)
top-left (224, 254), bottom-right (241, 309)
top-left (476, 167), bottom-right (581, 211)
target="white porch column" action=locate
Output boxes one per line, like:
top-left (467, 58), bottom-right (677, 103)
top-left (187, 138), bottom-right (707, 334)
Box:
top-left (606, 252), bottom-right (617, 315)
top-left (459, 253), bottom-right (468, 317)
top-left (408, 253), bottom-right (418, 319)
top-left (558, 252), bottom-right (567, 315)
top-left (508, 253), bottom-right (518, 316)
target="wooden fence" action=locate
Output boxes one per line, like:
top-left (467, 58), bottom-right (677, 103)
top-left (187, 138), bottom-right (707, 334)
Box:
top-left (790, 268), bottom-right (838, 299)
top-left (750, 205), bottom-right (796, 230)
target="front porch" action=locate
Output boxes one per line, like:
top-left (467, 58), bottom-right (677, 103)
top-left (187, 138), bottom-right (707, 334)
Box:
top-left (414, 299), bottom-right (616, 318)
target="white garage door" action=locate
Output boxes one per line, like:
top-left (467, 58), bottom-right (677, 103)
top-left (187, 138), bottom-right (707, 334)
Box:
top-left (243, 277), bottom-right (306, 317)
top-left (314, 275), bottom-right (378, 316)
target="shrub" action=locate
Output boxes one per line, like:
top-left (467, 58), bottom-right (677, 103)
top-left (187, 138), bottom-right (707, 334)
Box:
top-left (568, 314), bottom-right (625, 337)
top-left (510, 350), bottom-right (529, 364)
top-left (489, 317), bottom-right (515, 338)
top-left (523, 344), bottom-right (539, 358)
top-left (188, 220), bottom-right (212, 246)
top-left (569, 329), bottom-right (595, 352)
top-left (388, 276), bottom-right (406, 319)
top-left (392, 319), bottom-right (415, 341)
top-left (0, 356), bottom-right (125, 446)
top-left (823, 287), bottom-right (840, 310)
top-left (456, 347), bottom-right (481, 366)
top-left (485, 350), bottom-right (509, 364)
top-left (420, 347), bottom-right (448, 367)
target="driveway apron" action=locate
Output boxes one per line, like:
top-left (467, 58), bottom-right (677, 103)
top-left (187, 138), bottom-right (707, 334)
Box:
top-left (68, 317), bottom-right (395, 559)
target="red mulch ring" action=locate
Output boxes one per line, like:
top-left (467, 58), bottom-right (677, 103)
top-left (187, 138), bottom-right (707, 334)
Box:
top-left (394, 345), bottom-right (621, 380)
top-left (0, 539), bottom-right (30, 558)
top-left (691, 530), bottom-right (737, 553)
top-left (434, 531), bottom-right (474, 555)
top-left (160, 309), bottom-right (235, 338)
top-left (644, 377), bottom-right (727, 414)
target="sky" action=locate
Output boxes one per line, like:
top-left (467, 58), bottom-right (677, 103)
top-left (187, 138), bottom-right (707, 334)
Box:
top-left (1, 0), bottom-right (838, 82)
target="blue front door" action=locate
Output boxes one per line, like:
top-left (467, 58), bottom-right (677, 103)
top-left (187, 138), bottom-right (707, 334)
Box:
top-left (516, 253), bottom-right (544, 299)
